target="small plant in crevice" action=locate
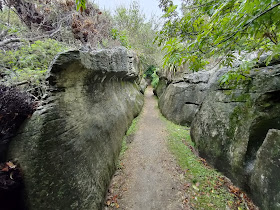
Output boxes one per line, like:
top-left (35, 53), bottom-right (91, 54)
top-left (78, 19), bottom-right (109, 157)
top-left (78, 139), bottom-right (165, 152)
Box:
top-left (116, 115), bottom-right (140, 170)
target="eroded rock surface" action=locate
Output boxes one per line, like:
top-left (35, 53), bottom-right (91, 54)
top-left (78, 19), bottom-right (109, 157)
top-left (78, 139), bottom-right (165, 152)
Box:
top-left (190, 65), bottom-right (280, 210)
top-left (158, 71), bottom-right (210, 126)
top-left (139, 77), bottom-right (148, 94)
top-left (153, 77), bottom-right (168, 98)
top-left (250, 129), bottom-right (280, 210)
top-left (156, 63), bottom-right (280, 209)
top-left (8, 48), bottom-right (144, 210)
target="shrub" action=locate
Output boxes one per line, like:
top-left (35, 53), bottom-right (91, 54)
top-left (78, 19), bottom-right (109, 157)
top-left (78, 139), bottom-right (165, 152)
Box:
top-left (151, 70), bottom-right (159, 88)
top-left (0, 39), bottom-right (68, 86)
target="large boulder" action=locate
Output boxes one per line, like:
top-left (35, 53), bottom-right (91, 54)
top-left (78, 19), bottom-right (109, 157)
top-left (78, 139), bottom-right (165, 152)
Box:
top-left (8, 48), bottom-right (144, 210)
top-left (153, 77), bottom-right (168, 98)
top-left (158, 71), bottom-right (210, 126)
top-left (250, 129), bottom-right (280, 210)
top-left (191, 64), bottom-right (280, 209)
top-left (139, 77), bottom-right (148, 94)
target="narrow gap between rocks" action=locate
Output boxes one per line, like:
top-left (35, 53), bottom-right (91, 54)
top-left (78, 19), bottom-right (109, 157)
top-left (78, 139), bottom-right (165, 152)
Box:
top-left (105, 86), bottom-right (257, 210)
top-left (105, 86), bottom-right (187, 210)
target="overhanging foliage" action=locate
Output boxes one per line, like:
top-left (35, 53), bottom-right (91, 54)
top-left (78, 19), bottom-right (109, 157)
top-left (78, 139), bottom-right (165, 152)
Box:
top-left (156, 0), bottom-right (280, 76)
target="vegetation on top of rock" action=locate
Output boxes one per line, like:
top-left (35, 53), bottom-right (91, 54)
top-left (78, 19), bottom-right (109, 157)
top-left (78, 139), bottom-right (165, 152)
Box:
top-left (0, 0), bottom-right (162, 95)
top-left (0, 39), bottom-right (68, 98)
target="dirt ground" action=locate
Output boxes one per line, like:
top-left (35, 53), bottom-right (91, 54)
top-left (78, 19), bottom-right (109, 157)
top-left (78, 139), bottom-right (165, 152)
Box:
top-left (105, 87), bottom-right (189, 210)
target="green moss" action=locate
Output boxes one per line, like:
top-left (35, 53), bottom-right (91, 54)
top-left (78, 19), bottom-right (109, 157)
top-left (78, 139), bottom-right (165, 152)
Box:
top-left (119, 139), bottom-right (128, 159)
top-left (126, 115), bottom-right (140, 136)
top-left (160, 115), bottom-right (248, 209)
top-left (234, 93), bottom-right (251, 102)
top-left (224, 90), bottom-right (233, 96)
top-left (228, 97), bottom-right (254, 136)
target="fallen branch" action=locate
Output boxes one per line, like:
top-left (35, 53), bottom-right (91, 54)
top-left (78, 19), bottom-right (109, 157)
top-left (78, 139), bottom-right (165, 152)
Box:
top-left (11, 80), bottom-right (29, 87)
top-left (0, 24), bottom-right (61, 47)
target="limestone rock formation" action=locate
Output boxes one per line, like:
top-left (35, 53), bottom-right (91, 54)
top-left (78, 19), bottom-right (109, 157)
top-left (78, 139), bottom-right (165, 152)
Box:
top-left (153, 77), bottom-right (168, 98)
top-left (190, 64), bottom-right (280, 210)
top-left (139, 77), bottom-right (148, 94)
top-left (250, 129), bottom-right (280, 210)
top-left (156, 62), bottom-right (280, 209)
top-left (158, 71), bottom-right (210, 126)
top-left (8, 48), bottom-right (144, 210)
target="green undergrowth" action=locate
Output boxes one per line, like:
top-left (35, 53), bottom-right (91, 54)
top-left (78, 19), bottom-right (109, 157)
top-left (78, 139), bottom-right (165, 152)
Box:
top-left (126, 115), bottom-right (140, 136)
top-left (117, 115), bottom-right (141, 169)
top-left (162, 117), bottom-right (248, 209)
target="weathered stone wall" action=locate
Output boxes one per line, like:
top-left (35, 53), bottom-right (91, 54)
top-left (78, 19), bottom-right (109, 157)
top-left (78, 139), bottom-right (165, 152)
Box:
top-left (8, 48), bottom-right (144, 210)
top-left (157, 63), bottom-right (280, 209)
top-left (153, 77), bottom-right (168, 98)
top-left (139, 77), bottom-right (148, 94)
top-left (191, 65), bottom-right (280, 209)
top-left (156, 71), bottom-right (211, 126)
top-left (250, 129), bottom-right (280, 209)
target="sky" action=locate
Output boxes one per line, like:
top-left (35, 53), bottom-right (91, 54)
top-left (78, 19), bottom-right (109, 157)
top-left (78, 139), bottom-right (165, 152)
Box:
top-left (95, 0), bottom-right (182, 19)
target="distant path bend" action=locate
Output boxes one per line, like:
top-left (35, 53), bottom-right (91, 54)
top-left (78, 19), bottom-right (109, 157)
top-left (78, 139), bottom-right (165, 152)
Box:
top-left (106, 86), bottom-right (188, 210)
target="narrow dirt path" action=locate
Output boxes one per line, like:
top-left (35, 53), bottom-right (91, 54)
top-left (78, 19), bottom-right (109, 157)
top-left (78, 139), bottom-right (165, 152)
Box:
top-left (105, 87), bottom-right (189, 210)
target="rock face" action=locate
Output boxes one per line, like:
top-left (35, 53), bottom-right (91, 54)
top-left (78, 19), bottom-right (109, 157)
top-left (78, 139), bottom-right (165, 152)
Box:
top-left (158, 71), bottom-right (210, 126)
top-left (156, 63), bottom-right (280, 209)
top-left (139, 77), bottom-right (148, 94)
top-left (8, 48), bottom-right (144, 210)
top-left (190, 64), bottom-right (280, 210)
top-left (250, 129), bottom-right (280, 209)
top-left (153, 77), bottom-right (168, 98)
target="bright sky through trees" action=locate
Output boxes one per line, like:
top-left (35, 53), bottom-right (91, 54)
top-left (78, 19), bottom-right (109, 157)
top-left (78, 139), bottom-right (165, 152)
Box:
top-left (96, 0), bottom-right (181, 19)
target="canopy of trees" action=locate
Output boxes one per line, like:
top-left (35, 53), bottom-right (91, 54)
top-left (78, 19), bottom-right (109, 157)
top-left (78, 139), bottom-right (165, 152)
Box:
top-left (113, 1), bottom-right (163, 70)
top-left (2, 0), bottom-right (278, 92)
top-left (157, 0), bottom-right (280, 77)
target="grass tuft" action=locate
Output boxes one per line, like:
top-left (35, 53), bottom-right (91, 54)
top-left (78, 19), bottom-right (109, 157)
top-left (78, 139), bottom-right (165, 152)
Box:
top-left (117, 115), bottom-right (141, 169)
top-left (126, 115), bottom-right (140, 136)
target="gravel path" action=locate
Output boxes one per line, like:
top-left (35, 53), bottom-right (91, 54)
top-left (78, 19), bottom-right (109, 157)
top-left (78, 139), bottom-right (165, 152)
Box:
top-left (105, 86), bottom-right (189, 210)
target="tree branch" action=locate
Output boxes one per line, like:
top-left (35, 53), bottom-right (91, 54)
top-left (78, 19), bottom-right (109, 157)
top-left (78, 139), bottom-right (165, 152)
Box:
top-left (12, 80), bottom-right (29, 87)
top-left (243, 3), bottom-right (280, 28)
top-left (0, 24), bottom-right (61, 47)
top-left (183, 0), bottom-right (218, 10)
top-left (212, 3), bottom-right (280, 50)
